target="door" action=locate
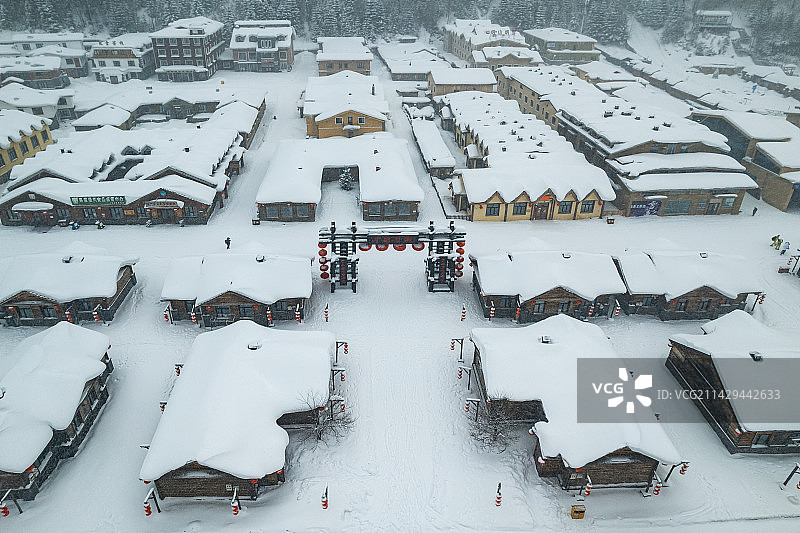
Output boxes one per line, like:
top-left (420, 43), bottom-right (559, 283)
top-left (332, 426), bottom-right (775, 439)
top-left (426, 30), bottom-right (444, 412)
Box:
top-left (706, 202), bottom-right (720, 215)
top-left (533, 203), bottom-right (549, 220)
top-left (752, 433), bottom-right (770, 447)
top-left (159, 209), bottom-right (176, 222)
top-left (110, 76), bottom-right (118, 84)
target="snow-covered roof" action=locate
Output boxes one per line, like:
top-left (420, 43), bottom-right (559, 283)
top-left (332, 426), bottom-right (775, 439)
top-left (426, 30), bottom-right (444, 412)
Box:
top-left (641, 251), bottom-right (762, 300)
top-left (472, 250), bottom-right (626, 301)
top-left (316, 37), bottom-right (373, 62)
top-left (256, 133), bottom-right (424, 204)
top-left (670, 311), bottom-right (800, 432)
top-left (693, 111), bottom-right (799, 141)
top-left (150, 17), bottom-right (224, 38)
top-left (161, 254), bottom-right (311, 304)
top-left (71, 104), bottom-right (131, 128)
top-left (0, 109), bottom-right (51, 149)
top-left (203, 100), bottom-right (259, 135)
top-left (0, 243), bottom-right (138, 303)
top-left (0, 82), bottom-right (73, 108)
top-left (91, 33), bottom-right (153, 51)
top-left (0, 322), bottom-right (110, 474)
top-left (230, 20), bottom-right (294, 50)
top-left (139, 321), bottom-right (334, 481)
top-left (608, 153), bottom-right (745, 177)
top-left (444, 20), bottom-right (526, 47)
top-left (302, 70), bottom-right (389, 118)
top-left (756, 138), bottom-right (800, 170)
top-left (429, 68), bottom-right (497, 86)
top-left (471, 315), bottom-right (681, 467)
top-left (12, 32), bottom-right (84, 43)
top-left (621, 171), bottom-right (757, 192)
top-left (477, 47), bottom-right (542, 62)
top-left (377, 43), bottom-right (451, 75)
top-left (523, 27), bottom-right (597, 44)
top-left (571, 61), bottom-right (638, 82)
top-left (28, 45), bottom-right (87, 58)
top-left (0, 55), bottom-right (62, 73)
top-left (411, 119), bottom-right (456, 169)
top-left (613, 252), bottom-right (664, 295)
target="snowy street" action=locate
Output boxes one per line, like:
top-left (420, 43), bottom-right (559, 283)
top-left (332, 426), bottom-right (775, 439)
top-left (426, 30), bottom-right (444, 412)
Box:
top-left (2, 50), bottom-right (800, 533)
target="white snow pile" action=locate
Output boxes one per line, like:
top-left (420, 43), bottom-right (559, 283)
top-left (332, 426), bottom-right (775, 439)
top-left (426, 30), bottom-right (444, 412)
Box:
top-left (257, 133), bottom-right (424, 204)
top-left (471, 250), bottom-right (626, 300)
top-left (429, 68), bottom-right (497, 86)
top-left (161, 253), bottom-right (311, 305)
top-left (0, 82), bottom-right (74, 109)
top-left (0, 243), bottom-right (137, 303)
top-left (670, 311), bottom-right (800, 432)
top-left (139, 321), bottom-right (335, 481)
top-left (471, 315), bottom-right (681, 467)
top-left (411, 119), bottom-right (456, 169)
top-left (0, 109), bottom-right (51, 149)
top-left (0, 322), bottom-right (110, 474)
top-left (622, 171), bottom-right (757, 192)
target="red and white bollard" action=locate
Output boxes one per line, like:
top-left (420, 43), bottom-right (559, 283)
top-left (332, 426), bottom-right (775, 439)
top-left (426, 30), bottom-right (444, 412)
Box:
top-left (344, 343), bottom-right (348, 355)
top-left (324, 303), bottom-right (329, 322)
top-left (458, 367), bottom-right (463, 379)
top-left (759, 293), bottom-right (766, 305)
top-left (190, 311), bottom-right (197, 324)
top-left (588, 304), bottom-right (595, 317)
top-left (93, 310), bottom-right (100, 322)
top-left (495, 483), bottom-right (502, 507)
top-left (450, 339), bottom-right (455, 350)
top-left (584, 482), bottom-right (592, 496)
top-left (175, 364), bottom-right (181, 376)
top-left (163, 310), bottom-right (169, 322)
top-left (514, 307), bottom-right (521, 321)
top-left (231, 501), bottom-right (239, 516)
top-left (321, 486), bottom-right (329, 509)
top-left (464, 400), bottom-right (470, 413)
top-left (0, 502), bottom-right (9, 518)
top-left (65, 310), bottom-right (72, 322)
top-left (680, 463), bottom-right (688, 475)
top-left (489, 305), bottom-right (495, 320)
top-left (461, 305), bottom-right (466, 321)
top-left (295, 310), bottom-right (301, 323)
top-left (267, 308), bottom-right (272, 323)
top-left (614, 304), bottom-right (621, 318)
top-left (143, 500), bottom-right (152, 517)
top-left (340, 402), bottom-right (345, 413)
top-left (340, 371), bottom-right (345, 382)
top-left (652, 481), bottom-right (662, 495)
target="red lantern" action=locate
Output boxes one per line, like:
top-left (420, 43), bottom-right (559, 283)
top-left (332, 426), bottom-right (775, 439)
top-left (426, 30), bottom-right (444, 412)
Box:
top-left (320, 264), bottom-right (329, 271)
top-left (412, 243), bottom-right (426, 251)
top-left (318, 243), bottom-right (327, 248)
top-left (455, 263), bottom-right (464, 270)
top-left (456, 256), bottom-right (464, 262)
top-left (320, 272), bottom-right (330, 279)
top-left (251, 479), bottom-right (259, 484)
top-left (318, 249), bottom-right (327, 257)
top-left (456, 247), bottom-right (465, 255)
top-left (376, 244), bottom-right (389, 251)
top-left (393, 244), bottom-right (406, 251)
top-left (455, 270), bottom-right (463, 277)
top-left (359, 243), bottom-right (372, 252)
top-left (457, 241), bottom-right (466, 247)
top-left (319, 256), bottom-right (327, 264)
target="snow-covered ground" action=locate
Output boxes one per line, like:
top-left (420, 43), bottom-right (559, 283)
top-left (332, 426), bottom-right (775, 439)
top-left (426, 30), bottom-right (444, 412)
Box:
top-left (2, 49), bottom-right (800, 532)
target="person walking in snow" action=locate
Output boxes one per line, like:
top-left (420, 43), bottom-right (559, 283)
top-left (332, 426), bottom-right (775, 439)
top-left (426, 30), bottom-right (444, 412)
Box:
top-left (225, 237), bottom-right (231, 249)
top-left (752, 207), bottom-right (758, 216)
top-left (776, 237), bottom-right (784, 251)
top-left (780, 241), bottom-right (791, 255)
top-left (771, 235), bottom-right (780, 248)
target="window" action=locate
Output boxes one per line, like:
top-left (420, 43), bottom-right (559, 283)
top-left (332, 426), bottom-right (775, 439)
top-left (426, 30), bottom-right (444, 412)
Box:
top-left (398, 203), bottom-right (411, 216)
top-left (181, 38), bottom-right (190, 45)
top-left (239, 305), bottom-right (255, 318)
top-left (82, 208), bottom-right (97, 219)
top-left (171, 48), bottom-right (179, 56)
top-left (110, 208), bottom-right (124, 219)
top-left (679, 145), bottom-right (689, 153)
top-left (215, 305), bottom-right (230, 318)
top-left (196, 60), bottom-right (204, 66)
top-left (56, 208), bottom-right (69, 219)
top-left (6, 210), bottom-right (21, 221)
top-left (236, 35), bottom-right (245, 42)
top-left (335, 117), bottom-right (344, 125)
top-left (384, 203), bottom-right (397, 217)
top-left (279, 51), bottom-right (287, 59)
top-left (0, 152), bottom-right (4, 165)
top-left (326, 62), bottom-right (333, 68)
top-left (31, 106), bottom-right (44, 116)
top-left (238, 52), bottom-right (247, 60)
top-left (532, 301), bottom-right (546, 314)
top-left (696, 198), bottom-right (708, 212)
top-left (248, 52), bottom-right (256, 61)
top-left (113, 60), bottom-right (121, 67)
top-left (41, 306), bottom-right (58, 318)
top-left (128, 60), bottom-right (135, 66)
top-left (486, 203), bottom-right (501, 216)
top-left (30, 135), bottom-right (40, 149)
top-left (368, 204), bottom-right (381, 216)
top-left (512, 202), bottom-right (527, 215)
top-left (699, 298), bottom-right (711, 311)
top-left (279, 204), bottom-right (292, 218)
top-left (265, 205), bottom-right (278, 218)
top-left (721, 197), bottom-right (735, 208)
top-left (650, 144), bottom-right (659, 153)
top-left (156, 39), bottom-right (165, 45)
top-left (499, 296), bottom-right (517, 308)
top-left (295, 204), bottom-right (309, 218)
top-left (558, 201), bottom-right (573, 214)
top-left (8, 147), bottom-right (18, 161)
top-left (580, 200), bottom-right (595, 213)
top-left (642, 295), bottom-right (656, 306)
top-left (664, 200), bottom-right (691, 215)
top-left (358, 116), bottom-right (366, 125)
top-left (158, 49), bottom-right (166, 57)
top-left (557, 301), bottom-right (571, 314)
top-left (77, 300), bottom-right (93, 312)
top-left (676, 300), bottom-right (688, 311)
top-left (17, 306), bottom-right (33, 319)
top-left (194, 48), bottom-right (202, 55)
top-left (40, 129), bottom-right (48, 142)
top-left (111, 50), bottom-right (118, 55)
top-left (357, 62), bottom-right (364, 68)
top-left (22, 43), bottom-right (31, 50)
top-left (160, 59), bottom-right (168, 66)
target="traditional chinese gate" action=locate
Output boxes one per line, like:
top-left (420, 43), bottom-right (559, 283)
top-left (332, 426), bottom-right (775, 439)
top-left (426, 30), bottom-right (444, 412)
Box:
top-left (318, 221), bottom-right (467, 293)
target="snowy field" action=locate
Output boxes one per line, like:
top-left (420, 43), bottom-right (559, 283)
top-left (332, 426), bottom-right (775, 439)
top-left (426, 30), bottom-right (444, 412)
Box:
top-left (2, 50), bottom-right (800, 532)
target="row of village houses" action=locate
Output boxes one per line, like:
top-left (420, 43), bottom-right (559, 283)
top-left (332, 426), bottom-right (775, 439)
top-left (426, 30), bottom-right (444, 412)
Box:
top-left (1, 249), bottom-right (793, 508)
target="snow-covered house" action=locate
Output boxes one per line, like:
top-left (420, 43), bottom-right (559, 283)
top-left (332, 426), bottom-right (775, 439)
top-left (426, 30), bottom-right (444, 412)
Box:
top-left (410, 119), bottom-right (455, 178)
top-left (428, 68), bottom-right (497, 97)
top-left (71, 104), bottom-right (134, 131)
top-left (470, 47), bottom-right (542, 71)
top-left (376, 42), bottom-right (451, 81)
top-left (668, 311), bottom-right (800, 453)
top-left (469, 251), bottom-right (626, 321)
top-left (694, 10), bottom-right (733, 31)
top-left (0, 322), bottom-right (113, 500)
top-left (569, 61), bottom-right (640, 91)
top-left (443, 19), bottom-right (527, 63)
top-left (150, 17), bottom-right (226, 82)
top-left (301, 70), bottom-right (389, 138)
top-left (161, 253), bottom-right (312, 327)
top-left (230, 20), bottom-right (294, 72)
top-left (257, 133), bottom-right (424, 222)
top-left (90, 34), bottom-right (156, 83)
top-left (470, 315), bottom-right (682, 490)
top-left (27, 45), bottom-right (89, 78)
top-left (139, 321), bottom-right (337, 499)
top-left (0, 56), bottom-right (70, 89)
top-left (316, 37), bottom-right (372, 76)
top-left (0, 81), bottom-right (76, 127)
top-left (0, 109), bottom-right (53, 183)
top-left (522, 28), bottom-right (600, 64)
top-left (12, 32), bottom-right (85, 54)
top-left (0, 244), bottom-right (138, 325)
top-left (615, 251), bottom-right (762, 320)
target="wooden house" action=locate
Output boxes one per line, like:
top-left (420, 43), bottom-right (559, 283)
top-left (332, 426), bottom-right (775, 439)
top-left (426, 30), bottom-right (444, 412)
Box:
top-left (308, 106), bottom-right (387, 139)
top-left (0, 245), bottom-right (138, 326)
top-left (0, 323), bottom-right (113, 500)
top-left (470, 315), bottom-right (682, 490)
top-left (616, 251), bottom-right (762, 321)
top-left (522, 28), bottom-right (600, 64)
top-left (161, 253), bottom-right (311, 327)
top-left (410, 119), bottom-right (455, 178)
top-left (0, 56), bottom-right (70, 90)
top-left (139, 321), bottom-right (338, 499)
top-left (443, 20), bottom-right (527, 62)
top-left (471, 47), bottom-right (542, 71)
top-left (150, 17), bottom-right (226, 82)
top-left (229, 20), bottom-right (294, 72)
top-left (0, 110), bottom-right (54, 183)
top-left (667, 311), bottom-right (800, 453)
top-left (428, 68), bottom-right (497, 97)
top-left (91, 33), bottom-right (155, 83)
top-left (316, 37), bottom-right (372, 76)
top-left (470, 251), bottom-right (626, 322)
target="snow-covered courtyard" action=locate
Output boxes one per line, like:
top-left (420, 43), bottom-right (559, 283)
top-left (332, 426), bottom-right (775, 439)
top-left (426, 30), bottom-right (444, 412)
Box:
top-left (2, 48), bottom-right (800, 532)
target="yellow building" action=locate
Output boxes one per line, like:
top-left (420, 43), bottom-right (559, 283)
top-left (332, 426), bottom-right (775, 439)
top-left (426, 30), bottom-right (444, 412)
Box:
top-left (306, 106), bottom-right (387, 138)
top-left (0, 110), bottom-right (53, 183)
